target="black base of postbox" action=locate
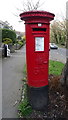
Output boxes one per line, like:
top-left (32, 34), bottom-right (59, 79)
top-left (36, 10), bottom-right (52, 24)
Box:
top-left (27, 85), bottom-right (49, 111)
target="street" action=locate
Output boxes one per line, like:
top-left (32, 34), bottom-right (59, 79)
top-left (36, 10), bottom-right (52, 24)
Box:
top-left (2, 46), bottom-right (26, 118)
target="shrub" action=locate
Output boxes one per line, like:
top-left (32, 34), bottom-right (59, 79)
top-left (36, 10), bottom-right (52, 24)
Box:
top-left (22, 36), bottom-right (26, 42)
top-left (17, 36), bottom-right (21, 40)
top-left (3, 38), bottom-right (12, 44)
top-left (18, 41), bottom-right (23, 46)
top-left (2, 29), bottom-right (16, 44)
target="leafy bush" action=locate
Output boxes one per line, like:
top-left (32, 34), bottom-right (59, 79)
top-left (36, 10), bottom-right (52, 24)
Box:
top-left (2, 29), bottom-right (16, 44)
top-left (21, 36), bottom-right (26, 43)
top-left (18, 41), bottom-right (23, 46)
top-left (17, 36), bottom-right (21, 40)
top-left (23, 36), bottom-right (26, 41)
top-left (3, 38), bottom-right (12, 44)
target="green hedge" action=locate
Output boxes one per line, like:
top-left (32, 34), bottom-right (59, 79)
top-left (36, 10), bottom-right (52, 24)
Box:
top-left (2, 29), bottom-right (16, 44)
top-left (3, 38), bottom-right (12, 44)
top-left (18, 41), bottom-right (23, 46)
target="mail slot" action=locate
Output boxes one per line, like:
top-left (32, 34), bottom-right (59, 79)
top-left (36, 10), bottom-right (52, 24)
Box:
top-left (20, 11), bottom-right (55, 110)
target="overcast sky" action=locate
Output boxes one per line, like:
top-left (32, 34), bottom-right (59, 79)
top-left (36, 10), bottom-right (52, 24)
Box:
top-left (0, 0), bottom-right (67, 32)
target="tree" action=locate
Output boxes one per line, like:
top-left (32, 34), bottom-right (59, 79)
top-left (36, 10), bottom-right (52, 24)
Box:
top-left (16, 0), bottom-right (45, 13)
top-left (60, 2), bottom-right (68, 88)
top-left (50, 20), bottom-right (66, 46)
top-left (23, 0), bottom-right (42, 11)
top-left (2, 29), bottom-right (16, 44)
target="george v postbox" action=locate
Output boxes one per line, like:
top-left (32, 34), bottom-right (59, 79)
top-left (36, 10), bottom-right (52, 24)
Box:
top-left (20, 11), bottom-right (55, 110)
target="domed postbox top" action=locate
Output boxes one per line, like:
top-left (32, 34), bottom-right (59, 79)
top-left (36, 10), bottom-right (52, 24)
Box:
top-left (20, 11), bottom-right (55, 23)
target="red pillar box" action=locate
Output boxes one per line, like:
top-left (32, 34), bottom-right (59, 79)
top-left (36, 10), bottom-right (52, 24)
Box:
top-left (20, 11), bottom-right (55, 110)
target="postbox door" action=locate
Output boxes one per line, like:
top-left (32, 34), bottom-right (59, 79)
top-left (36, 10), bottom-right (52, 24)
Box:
top-left (34, 35), bottom-right (49, 85)
top-left (27, 34), bottom-right (49, 87)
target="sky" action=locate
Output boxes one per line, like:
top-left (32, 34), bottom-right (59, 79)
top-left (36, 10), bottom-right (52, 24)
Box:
top-left (0, 0), bottom-right (67, 32)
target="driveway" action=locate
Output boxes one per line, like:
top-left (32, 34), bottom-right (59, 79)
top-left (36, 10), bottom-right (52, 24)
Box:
top-left (2, 45), bottom-right (26, 118)
top-left (49, 48), bottom-right (66, 63)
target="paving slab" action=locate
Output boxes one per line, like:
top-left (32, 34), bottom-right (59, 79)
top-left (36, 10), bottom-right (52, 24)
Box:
top-left (2, 45), bottom-right (26, 118)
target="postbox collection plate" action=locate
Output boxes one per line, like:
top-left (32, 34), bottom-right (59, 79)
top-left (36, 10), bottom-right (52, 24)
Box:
top-left (35, 37), bottom-right (44, 51)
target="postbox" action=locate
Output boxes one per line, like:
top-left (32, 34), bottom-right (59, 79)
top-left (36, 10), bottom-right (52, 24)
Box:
top-left (20, 11), bottom-right (55, 110)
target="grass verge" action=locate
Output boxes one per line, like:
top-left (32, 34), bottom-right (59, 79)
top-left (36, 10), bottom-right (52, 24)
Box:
top-left (18, 80), bottom-right (33, 117)
top-left (18, 99), bottom-right (32, 117)
top-left (49, 60), bottom-right (64, 75)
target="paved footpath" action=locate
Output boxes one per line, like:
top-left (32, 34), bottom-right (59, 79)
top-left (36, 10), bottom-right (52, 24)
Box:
top-left (2, 45), bottom-right (26, 118)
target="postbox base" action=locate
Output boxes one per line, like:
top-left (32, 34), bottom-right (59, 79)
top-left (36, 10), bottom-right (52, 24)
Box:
top-left (27, 85), bottom-right (49, 111)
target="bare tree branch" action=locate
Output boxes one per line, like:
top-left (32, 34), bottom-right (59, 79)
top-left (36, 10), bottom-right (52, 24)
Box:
top-left (19, 0), bottom-right (45, 12)
top-left (13, 0), bottom-right (45, 19)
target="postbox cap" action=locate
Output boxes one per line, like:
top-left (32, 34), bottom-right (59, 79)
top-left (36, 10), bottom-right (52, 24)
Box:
top-left (20, 11), bottom-right (55, 23)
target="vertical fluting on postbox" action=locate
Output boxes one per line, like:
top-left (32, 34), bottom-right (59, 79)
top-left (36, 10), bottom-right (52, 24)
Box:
top-left (20, 11), bottom-right (55, 110)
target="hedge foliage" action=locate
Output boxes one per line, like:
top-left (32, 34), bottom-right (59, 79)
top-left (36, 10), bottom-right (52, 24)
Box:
top-left (18, 41), bottom-right (24, 46)
top-left (2, 29), bottom-right (16, 44)
top-left (3, 38), bottom-right (12, 44)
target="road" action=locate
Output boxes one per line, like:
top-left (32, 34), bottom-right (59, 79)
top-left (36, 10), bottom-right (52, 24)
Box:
top-left (49, 48), bottom-right (66, 63)
top-left (2, 45), bottom-right (26, 118)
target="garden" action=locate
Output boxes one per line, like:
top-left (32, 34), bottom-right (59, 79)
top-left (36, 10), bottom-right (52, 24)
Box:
top-left (0, 28), bottom-right (25, 57)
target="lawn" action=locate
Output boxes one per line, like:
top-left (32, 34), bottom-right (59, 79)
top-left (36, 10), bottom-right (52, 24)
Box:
top-left (49, 60), bottom-right (64, 75)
